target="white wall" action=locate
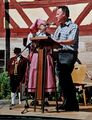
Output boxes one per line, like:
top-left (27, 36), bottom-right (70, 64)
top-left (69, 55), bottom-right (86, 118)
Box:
top-left (0, 35), bottom-right (92, 74)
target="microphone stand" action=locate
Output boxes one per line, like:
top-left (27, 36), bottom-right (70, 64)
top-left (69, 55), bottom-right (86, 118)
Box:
top-left (17, 42), bottom-right (32, 58)
top-left (20, 42), bottom-right (33, 114)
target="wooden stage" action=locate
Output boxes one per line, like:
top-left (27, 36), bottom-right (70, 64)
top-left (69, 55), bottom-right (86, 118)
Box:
top-left (0, 100), bottom-right (92, 120)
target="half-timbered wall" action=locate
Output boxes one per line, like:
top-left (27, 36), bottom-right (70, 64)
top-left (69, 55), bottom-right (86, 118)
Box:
top-left (0, 0), bottom-right (92, 37)
top-left (0, 0), bottom-right (92, 73)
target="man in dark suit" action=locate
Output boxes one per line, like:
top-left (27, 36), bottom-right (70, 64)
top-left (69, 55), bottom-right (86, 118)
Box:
top-left (8, 47), bottom-right (27, 107)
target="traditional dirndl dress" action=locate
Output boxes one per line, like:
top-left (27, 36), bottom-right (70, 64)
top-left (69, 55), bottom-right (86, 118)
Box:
top-left (28, 52), bottom-right (55, 93)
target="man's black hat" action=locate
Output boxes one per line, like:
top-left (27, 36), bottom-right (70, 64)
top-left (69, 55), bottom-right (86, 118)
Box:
top-left (14, 47), bottom-right (21, 54)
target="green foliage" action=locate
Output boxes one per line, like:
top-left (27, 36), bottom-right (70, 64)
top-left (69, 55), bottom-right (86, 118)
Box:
top-left (0, 71), bottom-right (10, 99)
top-left (76, 90), bottom-right (84, 103)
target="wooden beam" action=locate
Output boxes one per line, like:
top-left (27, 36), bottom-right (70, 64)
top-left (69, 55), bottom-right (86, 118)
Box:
top-left (79, 24), bottom-right (92, 35)
top-left (75, 2), bottom-right (92, 25)
top-left (44, 8), bottom-right (54, 22)
top-left (1, 25), bottom-right (92, 37)
top-left (9, 0), bottom-right (92, 8)
top-left (10, 0), bottom-right (32, 27)
top-left (10, 17), bottom-right (20, 28)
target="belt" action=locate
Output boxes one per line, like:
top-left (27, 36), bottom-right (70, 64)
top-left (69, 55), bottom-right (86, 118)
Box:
top-left (58, 50), bottom-right (78, 54)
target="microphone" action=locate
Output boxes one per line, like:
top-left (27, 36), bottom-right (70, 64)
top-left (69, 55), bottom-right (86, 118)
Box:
top-left (36, 22), bottom-right (56, 36)
top-left (46, 22), bottom-right (55, 27)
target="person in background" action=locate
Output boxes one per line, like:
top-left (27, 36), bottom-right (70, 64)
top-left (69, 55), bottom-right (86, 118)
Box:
top-left (7, 47), bottom-right (27, 109)
top-left (26, 19), bottom-right (55, 106)
top-left (51, 6), bottom-right (79, 111)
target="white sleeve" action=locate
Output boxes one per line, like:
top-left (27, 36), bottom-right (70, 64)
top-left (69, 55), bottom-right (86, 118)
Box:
top-left (27, 33), bottom-right (33, 45)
